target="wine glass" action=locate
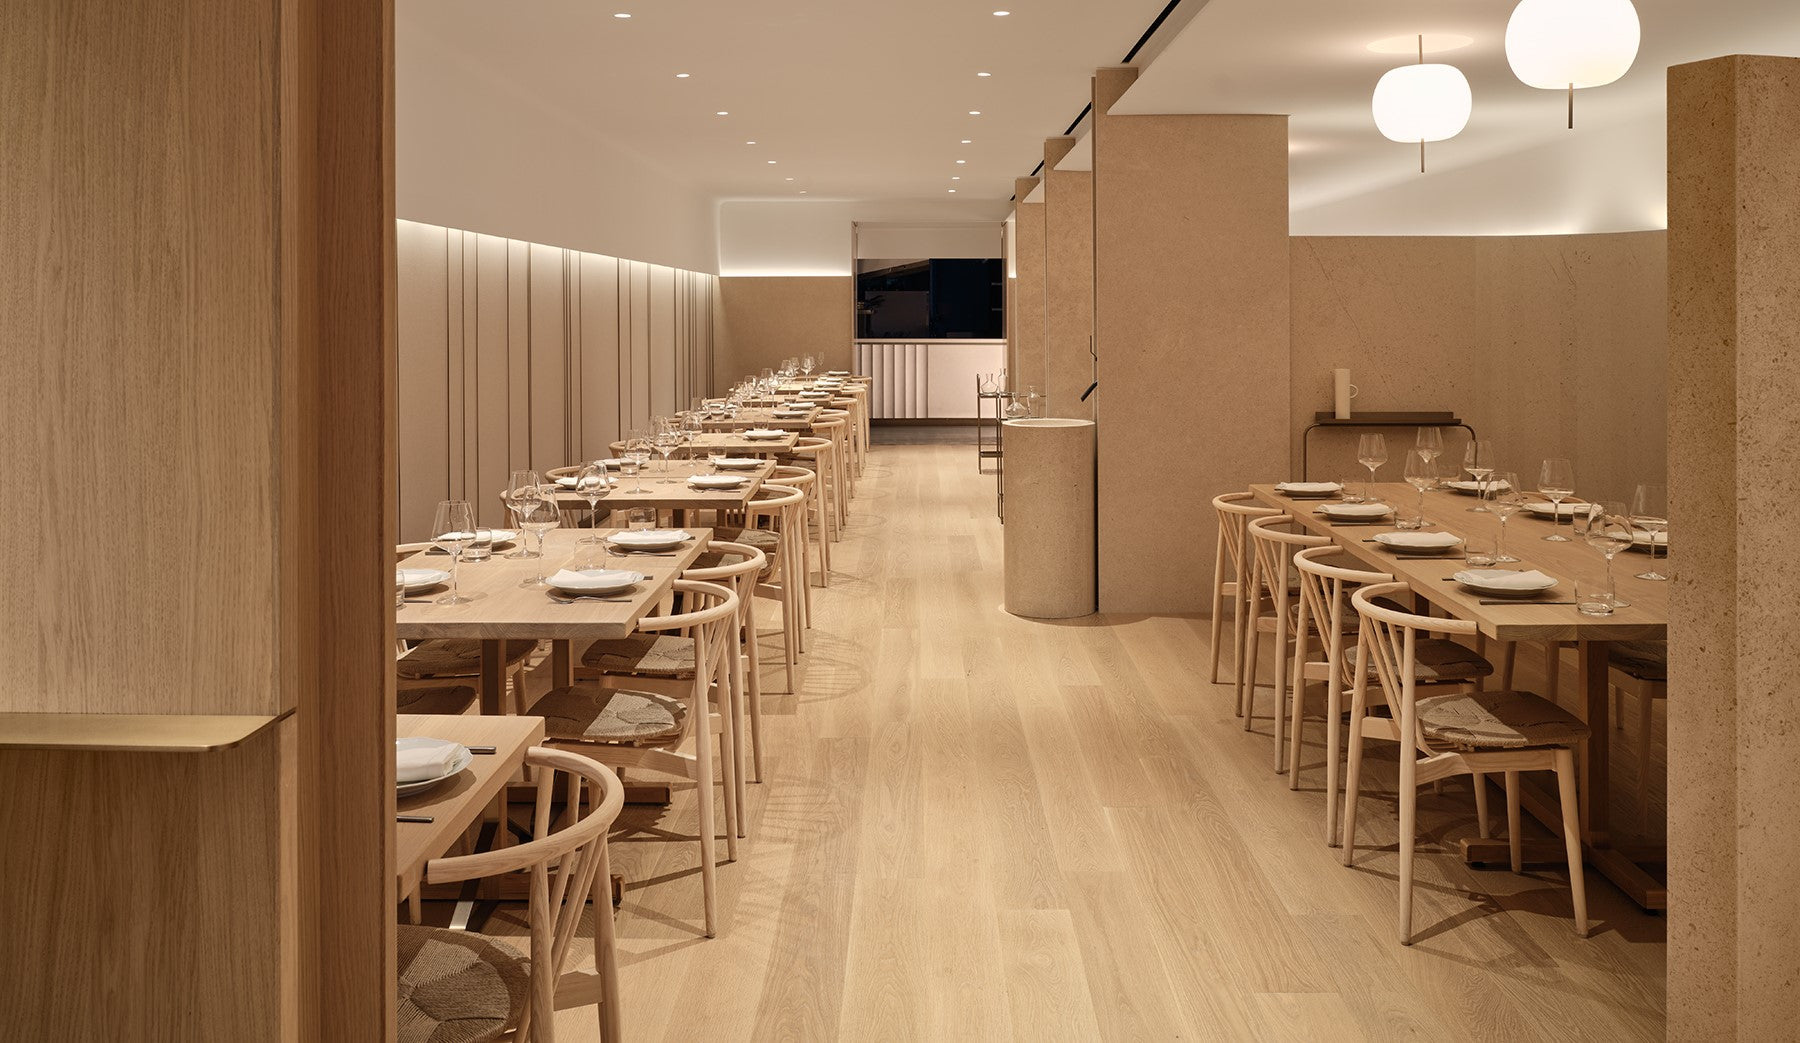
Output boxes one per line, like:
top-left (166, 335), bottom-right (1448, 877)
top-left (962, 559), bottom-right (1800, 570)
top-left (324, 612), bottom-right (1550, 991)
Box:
top-left (1490, 472), bottom-right (1523, 562)
top-left (517, 490), bottom-right (561, 587)
top-left (1463, 439), bottom-right (1497, 512)
top-left (430, 500), bottom-right (475, 605)
top-left (1402, 448), bottom-right (1435, 528)
top-left (623, 431), bottom-right (652, 493)
top-left (1414, 427), bottom-right (1444, 468)
top-left (1538, 458), bottom-right (1575, 541)
top-left (653, 426), bottom-right (680, 481)
top-left (1584, 501), bottom-right (1633, 608)
top-left (1631, 482), bottom-right (1668, 581)
top-left (682, 411), bottom-right (705, 459)
top-left (1356, 433), bottom-right (1388, 503)
top-left (503, 469), bottom-right (541, 558)
top-left (575, 462), bottom-right (610, 544)
top-left (801, 355), bottom-right (816, 377)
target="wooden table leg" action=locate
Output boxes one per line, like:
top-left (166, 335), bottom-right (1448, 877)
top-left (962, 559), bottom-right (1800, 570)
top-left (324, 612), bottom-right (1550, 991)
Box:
top-left (479, 639), bottom-right (503, 715)
top-left (1577, 640), bottom-right (1611, 846)
top-left (551, 639), bottom-right (573, 689)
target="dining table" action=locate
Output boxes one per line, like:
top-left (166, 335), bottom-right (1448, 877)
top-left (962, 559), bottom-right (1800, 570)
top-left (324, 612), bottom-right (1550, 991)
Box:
top-left (683, 429), bottom-right (800, 455)
top-left (395, 712), bottom-right (544, 899)
top-left (1250, 481), bottom-right (1667, 910)
top-left (700, 404), bottom-right (821, 431)
top-left (397, 527), bottom-right (713, 713)
top-left (552, 458), bottom-right (774, 519)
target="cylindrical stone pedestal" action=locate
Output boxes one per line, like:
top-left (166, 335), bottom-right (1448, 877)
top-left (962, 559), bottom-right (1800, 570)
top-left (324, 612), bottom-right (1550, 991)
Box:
top-left (1003, 418), bottom-right (1096, 618)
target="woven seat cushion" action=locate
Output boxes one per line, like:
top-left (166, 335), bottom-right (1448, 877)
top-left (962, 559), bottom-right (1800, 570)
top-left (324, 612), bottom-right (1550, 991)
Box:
top-left (1342, 638), bottom-right (1495, 686)
top-left (712, 526), bottom-right (779, 553)
top-left (1609, 639), bottom-right (1667, 682)
top-left (1416, 689), bottom-right (1590, 750)
top-left (532, 685), bottom-right (687, 743)
top-left (580, 633), bottom-right (697, 678)
top-left (396, 924), bottom-right (527, 1043)
top-left (398, 639), bottom-right (536, 679)
top-left (396, 684), bottom-right (479, 716)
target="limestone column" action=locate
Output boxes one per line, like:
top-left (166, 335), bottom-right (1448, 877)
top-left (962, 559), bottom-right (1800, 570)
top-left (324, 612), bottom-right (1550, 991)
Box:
top-left (1044, 136), bottom-right (1095, 420)
top-left (1012, 176), bottom-right (1046, 392)
top-left (1667, 54), bottom-right (1800, 1040)
top-left (1091, 66), bottom-right (1291, 613)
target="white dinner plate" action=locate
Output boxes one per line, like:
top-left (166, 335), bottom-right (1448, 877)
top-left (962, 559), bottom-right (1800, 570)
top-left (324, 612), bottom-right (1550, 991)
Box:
top-left (711, 457), bottom-right (763, 470)
top-left (1317, 502), bottom-right (1393, 520)
top-left (689, 474), bottom-right (749, 489)
top-left (548, 568), bottom-right (645, 595)
top-left (607, 529), bottom-right (694, 551)
top-left (1445, 479), bottom-right (1511, 494)
top-left (396, 737), bottom-right (473, 798)
top-left (1453, 569), bottom-right (1559, 598)
top-left (398, 568), bottom-right (451, 593)
top-left (1521, 501), bottom-right (1587, 518)
top-left (743, 428), bottom-right (786, 440)
top-left (1276, 481), bottom-right (1342, 498)
top-left (1373, 531), bottom-right (1463, 554)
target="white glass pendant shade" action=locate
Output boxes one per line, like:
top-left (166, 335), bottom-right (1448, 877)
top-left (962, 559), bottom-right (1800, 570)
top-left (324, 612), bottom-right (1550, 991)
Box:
top-left (1505, 0), bottom-right (1640, 90)
top-left (1371, 63), bottom-right (1473, 143)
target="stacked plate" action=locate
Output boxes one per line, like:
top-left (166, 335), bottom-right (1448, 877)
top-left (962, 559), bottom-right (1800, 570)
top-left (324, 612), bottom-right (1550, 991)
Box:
top-left (1275, 481), bottom-right (1342, 499)
top-left (1444, 479), bottom-right (1511, 494)
top-left (689, 474), bottom-right (748, 489)
top-left (397, 568), bottom-right (451, 593)
top-left (743, 428), bottom-right (786, 440)
top-left (547, 568), bottom-right (644, 596)
top-left (606, 529), bottom-right (693, 552)
top-left (1521, 501), bottom-right (1587, 519)
top-left (1317, 501), bottom-right (1393, 521)
top-left (1453, 569), bottom-right (1558, 598)
top-left (396, 737), bottom-right (472, 797)
top-left (711, 457), bottom-right (763, 470)
top-left (1372, 531), bottom-right (1462, 555)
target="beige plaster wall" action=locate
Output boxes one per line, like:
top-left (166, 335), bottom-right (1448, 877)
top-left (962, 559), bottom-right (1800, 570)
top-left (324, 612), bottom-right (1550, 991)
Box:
top-left (716, 275), bottom-right (854, 392)
top-left (1013, 176), bottom-right (1046, 390)
top-left (1044, 140), bottom-right (1095, 421)
top-left (1290, 232), bottom-right (1667, 505)
top-left (1094, 63), bottom-right (1292, 614)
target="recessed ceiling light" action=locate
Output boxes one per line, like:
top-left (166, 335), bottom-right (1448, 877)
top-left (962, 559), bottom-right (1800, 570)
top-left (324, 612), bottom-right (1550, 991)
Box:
top-left (956, 159), bottom-right (966, 164)
top-left (968, 110), bottom-right (982, 116)
top-left (993, 10), bottom-right (1010, 16)
top-left (952, 176), bottom-right (961, 180)
top-left (948, 188), bottom-right (958, 193)
top-left (785, 177), bottom-right (795, 181)
top-left (961, 139), bottom-right (972, 144)
top-left (614, 12), bottom-right (631, 18)
top-left (977, 72), bottom-right (992, 77)
top-left (675, 73), bottom-right (690, 78)
top-left (799, 190), bottom-right (808, 194)
top-left (767, 160), bottom-right (777, 164)
top-left (715, 111), bottom-right (729, 116)
top-left (745, 140), bottom-right (757, 145)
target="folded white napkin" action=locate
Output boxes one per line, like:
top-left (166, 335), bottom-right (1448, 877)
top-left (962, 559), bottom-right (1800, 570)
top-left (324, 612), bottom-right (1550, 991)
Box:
top-left (609, 528), bottom-right (692, 545)
top-left (1446, 479), bottom-right (1510, 491)
top-left (396, 741), bottom-right (461, 783)
top-left (745, 429), bottom-right (784, 438)
top-left (1320, 502), bottom-right (1392, 518)
top-left (1457, 569), bottom-right (1556, 590)
top-left (1526, 501), bottom-right (1584, 516)
top-left (1276, 481), bottom-right (1342, 494)
top-left (1375, 531), bottom-right (1461, 548)
top-left (555, 476), bottom-right (579, 487)
top-left (689, 475), bottom-right (746, 487)
top-left (549, 568), bottom-right (638, 591)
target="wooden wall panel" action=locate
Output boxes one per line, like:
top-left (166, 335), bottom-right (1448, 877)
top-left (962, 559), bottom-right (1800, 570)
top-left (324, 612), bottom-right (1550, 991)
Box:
top-left (394, 221), bottom-right (718, 539)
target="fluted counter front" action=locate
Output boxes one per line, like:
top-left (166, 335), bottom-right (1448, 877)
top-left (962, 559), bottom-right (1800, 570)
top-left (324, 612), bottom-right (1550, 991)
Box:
top-left (1003, 418), bottom-right (1097, 618)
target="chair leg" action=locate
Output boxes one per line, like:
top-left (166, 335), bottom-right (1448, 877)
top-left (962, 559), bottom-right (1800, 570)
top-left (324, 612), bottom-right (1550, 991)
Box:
top-left (1208, 534), bottom-right (1227, 684)
top-left (1473, 771), bottom-right (1490, 839)
top-left (1324, 674), bottom-right (1344, 845)
top-left (591, 841), bottom-right (623, 1043)
top-left (1270, 595), bottom-right (1290, 772)
top-left (692, 679), bottom-right (720, 938)
top-left (1506, 770), bottom-right (1523, 873)
top-left (716, 661), bottom-right (741, 857)
top-left (1397, 750), bottom-right (1418, 945)
top-left (1230, 590), bottom-right (1249, 716)
top-left (1240, 600), bottom-right (1263, 729)
top-left (1286, 629), bottom-right (1310, 787)
top-left (744, 601), bottom-right (765, 784)
top-left (1341, 706), bottom-right (1367, 865)
top-left (1553, 748), bottom-right (1590, 937)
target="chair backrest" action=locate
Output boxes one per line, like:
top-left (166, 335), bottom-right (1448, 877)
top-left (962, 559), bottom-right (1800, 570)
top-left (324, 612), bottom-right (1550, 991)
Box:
top-left (423, 746), bottom-right (625, 1040)
top-left (1351, 582), bottom-right (1477, 754)
top-left (1293, 545), bottom-right (1393, 667)
top-left (683, 541), bottom-right (767, 615)
top-left (748, 483), bottom-right (805, 522)
top-left (1212, 492), bottom-right (1282, 579)
top-left (771, 464), bottom-right (815, 490)
top-left (1246, 514), bottom-right (1330, 598)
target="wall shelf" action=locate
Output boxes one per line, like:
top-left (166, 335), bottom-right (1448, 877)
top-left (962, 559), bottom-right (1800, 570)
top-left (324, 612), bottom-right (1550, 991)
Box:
top-left (0, 710), bottom-right (292, 753)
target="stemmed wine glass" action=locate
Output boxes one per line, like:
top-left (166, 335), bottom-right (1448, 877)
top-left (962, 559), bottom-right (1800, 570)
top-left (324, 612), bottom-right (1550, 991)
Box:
top-left (1584, 501), bottom-right (1634, 608)
top-left (1402, 449), bottom-right (1435, 528)
top-left (517, 490), bottom-right (561, 588)
top-left (801, 355), bottom-right (816, 378)
top-left (430, 500), bottom-right (475, 605)
top-left (653, 424), bottom-right (680, 481)
top-left (1490, 472), bottom-right (1524, 563)
top-left (1463, 439), bottom-right (1497, 512)
top-left (1414, 427), bottom-right (1444, 471)
top-left (623, 432), bottom-right (652, 493)
top-left (682, 411), bottom-right (705, 460)
top-left (1631, 482), bottom-right (1668, 581)
top-left (575, 462), bottom-right (610, 544)
top-left (503, 469), bottom-right (541, 558)
top-left (1356, 433), bottom-right (1388, 503)
top-left (1538, 458), bottom-right (1575, 541)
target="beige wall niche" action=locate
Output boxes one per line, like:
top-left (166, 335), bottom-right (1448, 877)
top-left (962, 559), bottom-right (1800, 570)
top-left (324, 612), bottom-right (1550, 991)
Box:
top-left (717, 276), bottom-right (854, 392)
top-left (1013, 176), bottom-right (1046, 391)
top-left (1667, 53), bottom-right (1800, 1041)
top-left (1290, 232), bottom-right (1667, 503)
top-left (1092, 66), bottom-right (1292, 613)
top-left (1044, 136), bottom-right (1096, 421)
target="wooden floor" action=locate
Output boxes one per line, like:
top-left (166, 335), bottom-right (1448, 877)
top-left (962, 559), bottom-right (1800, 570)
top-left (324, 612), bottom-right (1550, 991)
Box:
top-left (479, 441), bottom-right (1667, 1041)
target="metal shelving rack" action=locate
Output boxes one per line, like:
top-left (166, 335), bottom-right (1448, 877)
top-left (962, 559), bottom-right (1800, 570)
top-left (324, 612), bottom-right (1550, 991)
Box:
top-left (976, 377), bottom-right (1006, 520)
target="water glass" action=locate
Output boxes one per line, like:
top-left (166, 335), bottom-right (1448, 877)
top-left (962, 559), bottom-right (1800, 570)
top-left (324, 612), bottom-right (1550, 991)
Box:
top-left (1463, 534), bottom-right (1497, 568)
top-left (628, 507), bottom-right (657, 531)
top-left (1576, 581), bottom-right (1615, 617)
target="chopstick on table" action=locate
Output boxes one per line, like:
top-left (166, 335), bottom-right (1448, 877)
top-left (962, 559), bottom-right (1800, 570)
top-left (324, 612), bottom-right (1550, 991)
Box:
top-left (396, 815), bottom-right (434, 824)
top-left (1479, 599), bottom-right (1576, 606)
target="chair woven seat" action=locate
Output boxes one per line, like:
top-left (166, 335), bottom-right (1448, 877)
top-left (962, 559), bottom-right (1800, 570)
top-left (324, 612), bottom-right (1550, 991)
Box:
top-left (1609, 639), bottom-right (1667, 682)
top-left (396, 924), bottom-right (527, 1043)
top-left (395, 684), bottom-right (479, 716)
top-left (1416, 690), bottom-right (1590, 750)
top-left (397, 639), bottom-right (536, 679)
top-left (531, 685), bottom-right (687, 743)
top-left (712, 525), bottom-right (779, 553)
top-left (1343, 639), bottom-right (1495, 686)
top-left (579, 633), bottom-right (697, 678)
top-left (690, 550), bottom-right (749, 570)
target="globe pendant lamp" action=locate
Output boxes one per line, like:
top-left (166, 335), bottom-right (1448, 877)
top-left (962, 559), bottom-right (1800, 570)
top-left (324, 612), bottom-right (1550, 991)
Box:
top-left (1505, 0), bottom-right (1640, 128)
top-left (1371, 36), bottom-right (1472, 173)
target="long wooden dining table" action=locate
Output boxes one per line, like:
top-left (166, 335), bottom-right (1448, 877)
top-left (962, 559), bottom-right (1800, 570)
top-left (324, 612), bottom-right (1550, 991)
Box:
top-left (397, 528), bottom-right (712, 713)
top-left (1250, 482), bottom-right (1667, 910)
top-left (551, 458), bottom-right (773, 518)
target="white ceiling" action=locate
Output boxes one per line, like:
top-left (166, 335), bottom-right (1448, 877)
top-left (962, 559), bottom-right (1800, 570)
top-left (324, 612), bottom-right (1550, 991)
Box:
top-left (400, 0), bottom-right (1169, 205)
top-left (1110, 0), bottom-right (1800, 235)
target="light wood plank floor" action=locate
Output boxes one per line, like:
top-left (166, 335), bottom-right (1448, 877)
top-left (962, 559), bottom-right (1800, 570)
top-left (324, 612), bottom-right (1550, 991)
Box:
top-left (476, 441), bottom-right (1667, 1041)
